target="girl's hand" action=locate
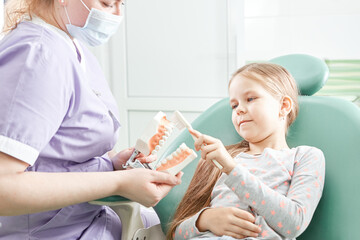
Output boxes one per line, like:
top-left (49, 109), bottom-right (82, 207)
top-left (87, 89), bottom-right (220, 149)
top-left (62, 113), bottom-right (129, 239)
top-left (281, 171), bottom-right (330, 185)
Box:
top-left (197, 207), bottom-right (261, 239)
top-left (189, 129), bottom-right (236, 174)
top-left (111, 147), bottom-right (157, 170)
top-left (117, 168), bottom-right (183, 207)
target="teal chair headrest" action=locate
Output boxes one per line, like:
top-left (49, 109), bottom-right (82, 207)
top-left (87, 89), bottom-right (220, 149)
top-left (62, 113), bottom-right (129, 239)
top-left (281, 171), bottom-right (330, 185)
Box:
top-left (269, 54), bottom-right (329, 96)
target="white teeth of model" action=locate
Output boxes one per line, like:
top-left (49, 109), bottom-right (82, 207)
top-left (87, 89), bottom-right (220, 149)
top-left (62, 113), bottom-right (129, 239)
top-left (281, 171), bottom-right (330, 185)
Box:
top-left (159, 140), bottom-right (165, 146)
top-left (151, 150), bottom-right (157, 155)
top-left (162, 135), bottom-right (168, 141)
top-left (176, 148), bottom-right (182, 155)
top-left (173, 151), bottom-right (179, 157)
top-left (164, 131), bottom-right (170, 137)
top-left (161, 158), bottom-right (167, 164)
top-left (179, 143), bottom-right (187, 150)
top-left (166, 155), bottom-right (173, 161)
top-left (155, 145), bottom-right (160, 151)
top-left (165, 126), bottom-right (172, 132)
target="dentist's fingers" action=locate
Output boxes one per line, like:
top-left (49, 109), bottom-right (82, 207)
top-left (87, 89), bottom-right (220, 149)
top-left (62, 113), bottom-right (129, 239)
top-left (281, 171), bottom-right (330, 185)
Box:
top-left (120, 147), bottom-right (135, 159)
top-left (119, 169), bottom-right (182, 207)
top-left (175, 171), bottom-right (184, 181)
top-left (136, 153), bottom-right (157, 163)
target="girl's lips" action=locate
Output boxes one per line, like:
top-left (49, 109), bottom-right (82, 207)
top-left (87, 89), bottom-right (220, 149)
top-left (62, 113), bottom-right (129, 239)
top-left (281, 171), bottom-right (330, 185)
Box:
top-left (240, 120), bottom-right (251, 126)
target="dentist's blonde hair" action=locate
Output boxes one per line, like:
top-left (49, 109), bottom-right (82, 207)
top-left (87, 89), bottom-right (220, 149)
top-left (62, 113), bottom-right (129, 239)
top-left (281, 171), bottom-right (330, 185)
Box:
top-left (3, 0), bottom-right (54, 33)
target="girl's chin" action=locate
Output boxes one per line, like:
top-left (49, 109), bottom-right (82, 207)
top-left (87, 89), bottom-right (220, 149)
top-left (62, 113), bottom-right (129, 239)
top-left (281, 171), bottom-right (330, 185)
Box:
top-left (239, 135), bottom-right (252, 142)
top-left (239, 130), bottom-right (253, 138)
top-left (239, 133), bottom-right (260, 143)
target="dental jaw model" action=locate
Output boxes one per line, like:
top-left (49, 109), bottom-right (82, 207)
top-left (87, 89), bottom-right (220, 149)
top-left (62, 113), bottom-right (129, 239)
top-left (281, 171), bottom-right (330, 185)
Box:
top-left (123, 112), bottom-right (173, 169)
top-left (156, 143), bottom-right (197, 175)
top-left (123, 111), bottom-right (198, 175)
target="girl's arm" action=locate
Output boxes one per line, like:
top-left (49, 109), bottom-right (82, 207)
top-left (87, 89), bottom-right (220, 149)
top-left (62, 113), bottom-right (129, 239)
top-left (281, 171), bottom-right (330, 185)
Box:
top-left (196, 207), bottom-right (261, 239)
top-left (224, 147), bottom-right (325, 238)
top-left (173, 208), bottom-right (207, 239)
top-left (0, 151), bottom-right (182, 216)
top-left (190, 129), bottom-right (325, 238)
top-left (173, 207), bottom-right (260, 240)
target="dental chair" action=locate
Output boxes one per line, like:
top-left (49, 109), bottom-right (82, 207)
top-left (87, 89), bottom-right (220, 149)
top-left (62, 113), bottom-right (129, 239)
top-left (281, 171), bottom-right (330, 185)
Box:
top-left (91, 54), bottom-right (360, 240)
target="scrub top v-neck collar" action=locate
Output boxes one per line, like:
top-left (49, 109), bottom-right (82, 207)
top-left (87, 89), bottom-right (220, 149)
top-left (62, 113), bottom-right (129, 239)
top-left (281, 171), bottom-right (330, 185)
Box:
top-left (27, 16), bottom-right (86, 72)
top-left (27, 16), bottom-right (121, 128)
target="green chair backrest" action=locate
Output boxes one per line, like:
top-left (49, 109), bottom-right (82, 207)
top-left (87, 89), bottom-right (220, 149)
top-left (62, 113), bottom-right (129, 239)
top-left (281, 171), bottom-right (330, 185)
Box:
top-left (154, 54), bottom-right (360, 240)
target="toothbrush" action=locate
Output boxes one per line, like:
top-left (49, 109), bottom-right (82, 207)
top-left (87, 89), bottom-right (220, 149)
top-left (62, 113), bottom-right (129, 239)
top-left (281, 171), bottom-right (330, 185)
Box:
top-left (171, 111), bottom-right (223, 170)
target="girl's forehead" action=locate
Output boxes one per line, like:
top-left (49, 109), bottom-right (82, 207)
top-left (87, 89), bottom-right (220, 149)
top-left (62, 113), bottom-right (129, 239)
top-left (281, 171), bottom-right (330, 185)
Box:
top-left (230, 75), bottom-right (265, 91)
top-left (229, 74), bottom-right (277, 99)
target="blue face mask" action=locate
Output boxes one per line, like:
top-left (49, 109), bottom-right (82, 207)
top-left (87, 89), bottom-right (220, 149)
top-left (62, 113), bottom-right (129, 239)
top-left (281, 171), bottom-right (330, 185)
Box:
top-left (64, 0), bottom-right (123, 46)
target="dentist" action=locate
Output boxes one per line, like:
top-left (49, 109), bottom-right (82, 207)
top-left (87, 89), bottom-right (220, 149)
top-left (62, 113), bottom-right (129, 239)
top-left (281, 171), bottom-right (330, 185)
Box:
top-left (0, 0), bottom-right (182, 239)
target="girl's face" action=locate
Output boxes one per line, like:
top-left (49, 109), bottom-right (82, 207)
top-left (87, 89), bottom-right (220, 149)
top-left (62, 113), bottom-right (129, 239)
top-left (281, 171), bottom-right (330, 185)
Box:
top-left (229, 75), bottom-right (286, 146)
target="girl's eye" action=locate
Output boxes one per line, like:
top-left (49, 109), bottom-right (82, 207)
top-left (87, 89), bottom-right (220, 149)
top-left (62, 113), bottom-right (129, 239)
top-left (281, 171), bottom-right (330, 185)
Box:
top-left (231, 104), bottom-right (238, 110)
top-left (247, 97), bottom-right (256, 102)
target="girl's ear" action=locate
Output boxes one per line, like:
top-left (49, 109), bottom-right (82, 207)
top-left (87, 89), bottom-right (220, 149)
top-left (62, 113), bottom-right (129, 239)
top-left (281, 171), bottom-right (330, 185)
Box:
top-left (280, 96), bottom-right (293, 118)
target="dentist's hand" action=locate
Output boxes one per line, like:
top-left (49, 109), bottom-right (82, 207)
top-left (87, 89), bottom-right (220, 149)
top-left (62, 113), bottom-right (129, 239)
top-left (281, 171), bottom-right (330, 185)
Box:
top-left (116, 168), bottom-right (183, 207)
top-left (111, 147), bottom-right (157, 170)
top-left (189, 129), bottom-right (236, 175)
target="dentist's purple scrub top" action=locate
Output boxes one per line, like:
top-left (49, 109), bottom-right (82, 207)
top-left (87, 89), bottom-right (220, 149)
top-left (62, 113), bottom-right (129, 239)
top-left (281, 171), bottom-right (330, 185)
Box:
top-left (0, 18), bottom-right (123, 239)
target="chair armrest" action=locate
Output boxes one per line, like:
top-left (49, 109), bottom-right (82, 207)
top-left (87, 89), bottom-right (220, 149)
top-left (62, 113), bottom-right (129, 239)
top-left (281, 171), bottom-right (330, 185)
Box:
top-left (90, 196), bottom-right (144, 240)
top-left (133, 224), bottom-right (166, 240)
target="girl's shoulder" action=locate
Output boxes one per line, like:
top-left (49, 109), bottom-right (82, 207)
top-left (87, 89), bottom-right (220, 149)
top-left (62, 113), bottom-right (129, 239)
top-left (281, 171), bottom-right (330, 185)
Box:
top-left (292, 145), bottom-right (325, 168)
top-left (234, 145), bottom-right (324, 162)
top-left (293, 145), bottom-right (324, 157)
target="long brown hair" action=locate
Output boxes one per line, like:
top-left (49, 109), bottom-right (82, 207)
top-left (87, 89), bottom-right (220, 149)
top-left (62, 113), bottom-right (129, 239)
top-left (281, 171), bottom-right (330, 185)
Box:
top-left (3, 0), bottom-right (55, 34)
top-left (166, 142), bottom-right (249, 239)
top-left (167, 63), bottom-right (299, 239)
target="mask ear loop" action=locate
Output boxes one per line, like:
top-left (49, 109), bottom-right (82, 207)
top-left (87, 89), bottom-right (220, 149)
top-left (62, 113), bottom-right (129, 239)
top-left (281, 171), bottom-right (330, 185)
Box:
top-left (63, 0), bottom-right (90, 26)
top-left (79, 0), bottom-right (91, 12)
top-left (63, 5), bottom-right (72, 25)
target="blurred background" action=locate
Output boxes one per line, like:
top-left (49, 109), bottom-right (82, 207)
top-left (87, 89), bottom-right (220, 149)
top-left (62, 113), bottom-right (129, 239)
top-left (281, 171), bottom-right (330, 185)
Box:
top-left (1, 0), bottom-right (359, 150)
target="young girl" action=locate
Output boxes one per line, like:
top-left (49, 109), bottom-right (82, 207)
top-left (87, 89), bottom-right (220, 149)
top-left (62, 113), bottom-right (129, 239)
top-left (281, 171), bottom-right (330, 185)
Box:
top-left (168, 63), bottom-right (325, 240)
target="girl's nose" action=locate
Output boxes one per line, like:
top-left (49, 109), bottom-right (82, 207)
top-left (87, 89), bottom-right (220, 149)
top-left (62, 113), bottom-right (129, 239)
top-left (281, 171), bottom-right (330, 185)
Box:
top-left (236, 105), bottom-right (245, 115)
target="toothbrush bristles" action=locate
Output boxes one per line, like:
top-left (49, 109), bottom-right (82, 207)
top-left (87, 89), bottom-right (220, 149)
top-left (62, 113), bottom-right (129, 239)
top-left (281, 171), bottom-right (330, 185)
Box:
top-left (172, 110), bottom-right (192, 130)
